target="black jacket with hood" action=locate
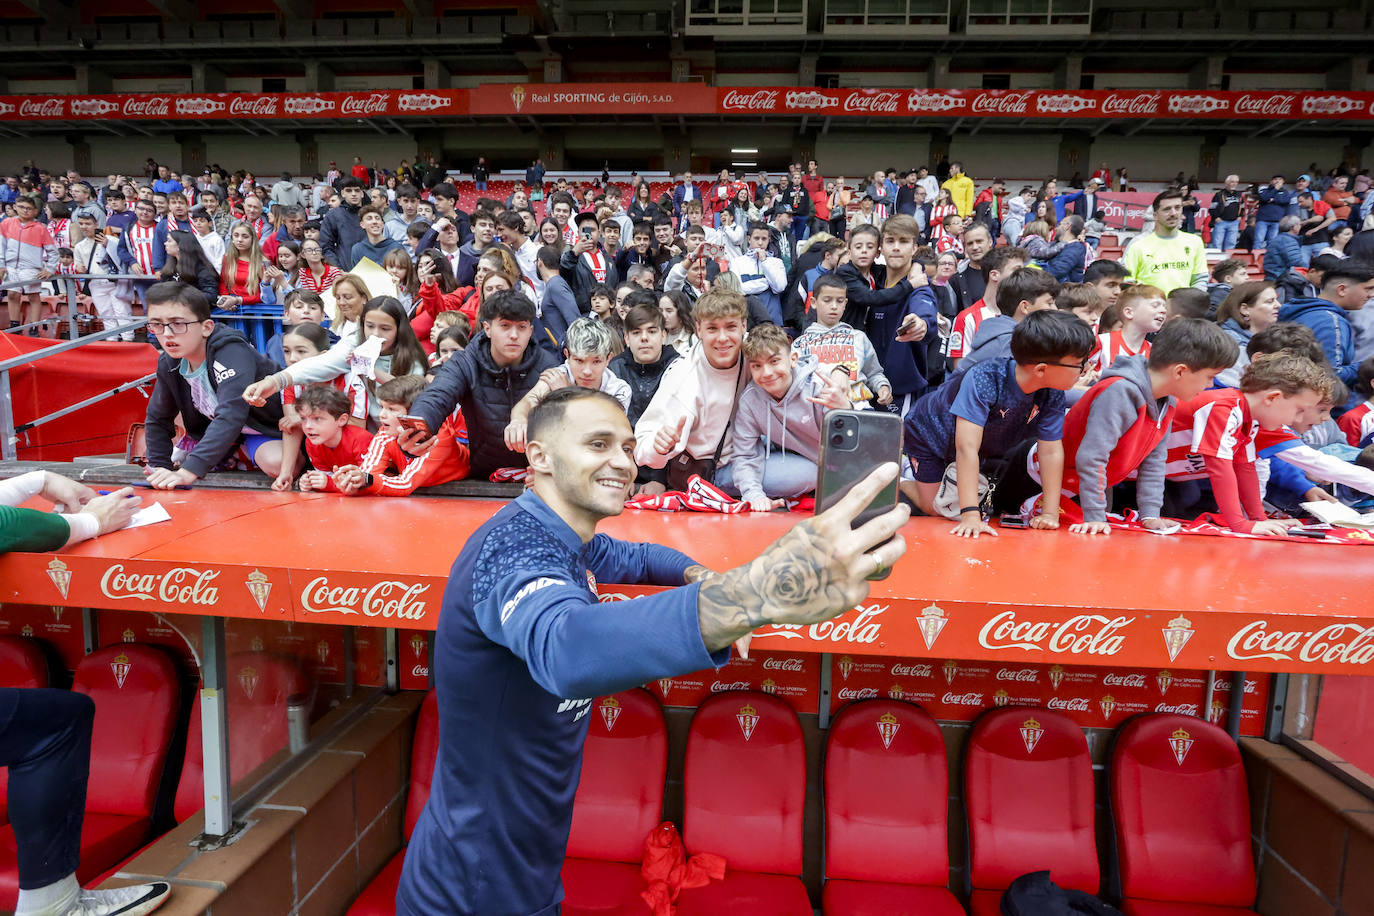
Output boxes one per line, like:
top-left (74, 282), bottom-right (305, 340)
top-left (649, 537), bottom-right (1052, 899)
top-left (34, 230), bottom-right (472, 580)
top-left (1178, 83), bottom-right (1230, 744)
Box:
top-left (145, 324), bottom-right (284, 478)
top-left (409, 331), bottom-right (560, 478)
top-left (320, 200), bottom-right (364, 269)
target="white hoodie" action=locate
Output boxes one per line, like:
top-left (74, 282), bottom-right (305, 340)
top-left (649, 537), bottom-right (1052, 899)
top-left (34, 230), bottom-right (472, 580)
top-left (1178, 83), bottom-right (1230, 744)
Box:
top-left (633, 346), bottom-right (747, 468)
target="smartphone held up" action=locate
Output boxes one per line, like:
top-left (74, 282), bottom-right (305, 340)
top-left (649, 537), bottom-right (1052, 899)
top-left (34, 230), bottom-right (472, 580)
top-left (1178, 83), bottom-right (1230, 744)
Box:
top-left (815, 410), bottom-right (902, 580)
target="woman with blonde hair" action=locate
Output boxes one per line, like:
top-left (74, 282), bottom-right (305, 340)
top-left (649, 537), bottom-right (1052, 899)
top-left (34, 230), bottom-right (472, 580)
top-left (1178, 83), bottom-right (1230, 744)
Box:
top-left (217, 220), bottom-right (266, 311)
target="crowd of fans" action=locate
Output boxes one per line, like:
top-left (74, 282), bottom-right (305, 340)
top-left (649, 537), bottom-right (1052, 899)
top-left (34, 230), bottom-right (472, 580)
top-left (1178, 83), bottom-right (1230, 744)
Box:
top-left (6, 152), bottom-right (1374, 536)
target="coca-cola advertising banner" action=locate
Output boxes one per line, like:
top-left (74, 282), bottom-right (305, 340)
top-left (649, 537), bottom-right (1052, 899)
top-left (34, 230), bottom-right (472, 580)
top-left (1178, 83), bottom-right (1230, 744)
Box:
top-left (717, 87), bottom-right (1374, 120)
top-left (0, 90), bottom-right (466, 121)
top-left (649, 649), bottom-right (820, 715)
top-left (829, 655), bottom-right (1267, 736)
top-left (2, 86), bottom-right (1373, 122)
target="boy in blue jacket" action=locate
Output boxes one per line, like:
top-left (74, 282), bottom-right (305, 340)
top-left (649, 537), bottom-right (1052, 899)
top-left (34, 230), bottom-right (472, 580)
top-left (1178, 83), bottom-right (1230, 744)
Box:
top-left (1277, 263), bottom-right (1374, 404)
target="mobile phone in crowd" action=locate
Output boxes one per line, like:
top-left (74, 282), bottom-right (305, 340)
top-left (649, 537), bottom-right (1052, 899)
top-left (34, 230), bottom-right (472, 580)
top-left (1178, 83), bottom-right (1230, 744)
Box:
top-left (399, 415), bottom-right (431, 436)
top-left (815, 410), bottom-right (902, 580)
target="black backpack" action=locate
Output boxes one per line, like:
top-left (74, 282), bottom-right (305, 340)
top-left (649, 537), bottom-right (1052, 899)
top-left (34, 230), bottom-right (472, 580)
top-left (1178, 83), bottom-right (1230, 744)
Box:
top-left (1000, 871), bottom-right (1124, 916)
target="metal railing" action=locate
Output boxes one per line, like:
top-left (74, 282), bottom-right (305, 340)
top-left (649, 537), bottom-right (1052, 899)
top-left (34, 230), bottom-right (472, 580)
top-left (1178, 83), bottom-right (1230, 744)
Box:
top-left (1, 273), bottom-right (150, 462)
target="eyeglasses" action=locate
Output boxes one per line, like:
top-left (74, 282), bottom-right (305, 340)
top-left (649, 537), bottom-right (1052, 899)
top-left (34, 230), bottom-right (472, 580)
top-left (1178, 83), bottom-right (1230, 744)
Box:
top-left (1049, 359), bottom-right (1091, 372)
top-left (147, 319), bottom-right (198, 335)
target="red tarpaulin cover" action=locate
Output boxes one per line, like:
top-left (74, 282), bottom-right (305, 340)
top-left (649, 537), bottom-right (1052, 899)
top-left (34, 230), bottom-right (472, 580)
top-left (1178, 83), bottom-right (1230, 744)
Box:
top-left (1, 335), bottom-right (157, 461)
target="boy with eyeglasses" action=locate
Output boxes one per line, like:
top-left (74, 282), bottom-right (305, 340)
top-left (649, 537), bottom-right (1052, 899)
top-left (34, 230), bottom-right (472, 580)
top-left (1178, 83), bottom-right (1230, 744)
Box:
top-left (143, 281), bottom-right (288, 489)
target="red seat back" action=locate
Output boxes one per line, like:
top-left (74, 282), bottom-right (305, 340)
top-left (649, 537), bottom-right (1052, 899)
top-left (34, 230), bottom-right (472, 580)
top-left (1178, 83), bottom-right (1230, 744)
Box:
top-left (0, 636), bottom-right (48, 688)
top-left (683, 691), bottom-right (804, 875)
top-left (73, 644), bottom-right (178, 819)
top-left (824, 700), bottom-right (948, 885)
top-left (965, 707), bottom-right (1098, 894)
top-left (173, 652), bottom-right (309, 822)
top-left (404, 689), bottom-right (440, 840)
top-left (566, 689), bottom-right (667, 863)
top-left (1110, 714), bottom-right (1255, 906)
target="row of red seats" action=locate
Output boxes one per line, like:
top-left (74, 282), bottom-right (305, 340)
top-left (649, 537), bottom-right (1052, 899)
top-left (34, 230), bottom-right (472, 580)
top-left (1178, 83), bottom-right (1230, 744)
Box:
top-left (348, 688), bottom-right (1258, 915)
top-left (0, 635), bottom-right (307, 908)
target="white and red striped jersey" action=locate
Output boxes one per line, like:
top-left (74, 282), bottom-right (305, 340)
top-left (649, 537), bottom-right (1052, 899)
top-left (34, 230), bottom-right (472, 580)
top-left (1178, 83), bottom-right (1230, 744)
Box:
top-left (561, 221), bottom-right (578, 246)
top-left (946, 300), bottom-right (997, 360)
top-left (582, 250), bottom-right (609, 284)
top-left (1164, 388), bottom-right (1256, 480)
top-left (47, 218), bottom-right (70, 249)
top-left (357, 418), bottom-right (470, 495)
top-left (1087, 330), bottom-right (1151, 375)
top-left (125, 223), bottom-right (158, 274)
top-left (1338, 399), bottom-right (1374, 447)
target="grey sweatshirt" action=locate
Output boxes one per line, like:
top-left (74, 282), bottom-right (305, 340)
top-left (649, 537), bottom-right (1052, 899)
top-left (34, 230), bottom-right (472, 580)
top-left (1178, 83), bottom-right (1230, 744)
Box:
top-left (1073, 354), bottom-right (1173, 522)
top-left (729, 357), bottom-right (832, 503)
top-left (963, 314), bottom-right (1017, 367)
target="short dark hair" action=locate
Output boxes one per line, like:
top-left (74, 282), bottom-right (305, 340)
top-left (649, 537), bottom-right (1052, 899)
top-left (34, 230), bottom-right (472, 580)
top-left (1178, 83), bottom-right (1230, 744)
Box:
top-left (478, 289), bottom-right (537, 325)
top-left (1009, 310), bottom-right (1095, 364)
top-left (1083, 259), bottom-right (1130, 284)
top-left (1246, 323), bottom-right (1326, 364)
top-left (1148, 318), bottom-right (1238, 371)
top-left (282, 320), bottom-right (331, 351)
top-left (395, 183), bottom-right (419, 200)
top-left (1211, 258), bottom-right (1248, 282)
top-left (1166, 288), bottom-right (1210, 320)
top-left (1152, 188), bottom-right (1185, 211)
top-left (337, 177), bottom-right (363, 191)
top-left (1322, 263), bottom-right (1374, 290)
top-left (812, 274), bottom-right (847, 297)
top-left (472, 208), bottom-right (497, 226)
top-left (589, 284), bottom-right (613, 302)
top-left (981, 245), bottom-right (1029, 282)
top-left (624, 302), bottom-right (665, 332)
top-left (527, 386), bottom-right (624, 444)
top-left (376, 374), bottom-right (425, 408)
top-left (621, 289), bottom-right (658, 313)
top-left (431, 183), bottom-right (458, 201)
top-left (995, 267), bottom-right (1059, 317)
top-left (295, 384), bottom-right (352, 418)
top-left (1354, 357), bottom-right (1374, 399)
top-left (536, 246), bottom-right (561, 272)
top-left (495, 210), bottom-right (525, 232)
top-left (145, 280), bottom-right (211, 321)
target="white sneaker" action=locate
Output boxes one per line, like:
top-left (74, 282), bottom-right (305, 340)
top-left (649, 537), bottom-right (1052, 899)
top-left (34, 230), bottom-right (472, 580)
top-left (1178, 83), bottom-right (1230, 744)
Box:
top-left (62, 882), bottom-right (171, 916)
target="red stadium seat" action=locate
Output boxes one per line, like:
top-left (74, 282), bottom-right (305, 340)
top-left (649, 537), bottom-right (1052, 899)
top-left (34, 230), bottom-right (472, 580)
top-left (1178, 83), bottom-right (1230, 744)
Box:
top-left (1100, 233), bottom-right (1120, 248)
top-left (0, 645), bottom-right (178, 910)
top-left (562, 689), bottom-right (667, 916)
top-left (173, 651), bottom-right (309, 822)
top-left (821, 700), bottom-right (963, 916)
top-left (0, 636), bottom-right (50, 824)
top-left (346, 689), bottom-right (439, 916)
top-left (675, 691), bottom-right (811, 916)
top-left (1110, 714), bottom-right (1257, 916)
top-left (964, 707), bottom-right (1098, 916)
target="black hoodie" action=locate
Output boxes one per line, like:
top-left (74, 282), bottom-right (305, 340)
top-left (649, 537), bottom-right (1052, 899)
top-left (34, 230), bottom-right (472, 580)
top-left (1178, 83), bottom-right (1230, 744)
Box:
top-left (409, 331), bottom-right (560, 478)
top-left (145, 324), bottom-right (284, 478)
top-left (320, 200), bottom-right (364, 269)
top-left (609, 346), bottom-right (682, 427)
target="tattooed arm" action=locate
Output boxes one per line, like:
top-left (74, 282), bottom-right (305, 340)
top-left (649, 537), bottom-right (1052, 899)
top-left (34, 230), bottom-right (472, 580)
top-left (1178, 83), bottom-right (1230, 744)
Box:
top-left (684, 564), bottom-right (715, 584)
top-left (696, 463), bottom-right (909, 652)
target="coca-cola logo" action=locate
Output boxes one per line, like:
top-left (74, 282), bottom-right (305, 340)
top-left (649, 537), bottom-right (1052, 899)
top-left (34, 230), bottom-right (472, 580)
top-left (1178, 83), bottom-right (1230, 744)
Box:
top-left (100, 564), bottom-right (220, 606)
top-left (751, 604), bottom-right (886, 645)
top-left (341, 92), bottom-right (390, 116)
top-left (229, 96), bottom-right (278, 116)
top-left (842, 91), bottom-right (901, 114)
top-left (721, 89), bottom-right (779, 112)
top-left (1046, 697), bottom-right (1091, 711)
top-left (300, 576), bottom-right (428, 621)
top-left (971, 91), bottom-right (1032, 115)
top-left (836, 687), bottom-right (879, 701)
top-left (941, 691), bottom-right (985, 706)
top-left (761, 657), bottom-right (804, 671)
top-left (995, 668), bottom-right (1039, 682)
top-left (1102, 673), bottom-right (1147, 688)
top-left (122, 97), bottom-right (169, 117)
top-left (1234, 93), bottom-right (1295, 116)
top-left (1155, 702), bottom-right (1199, 715)
top-left (1227, 620), bottom-right (1374, 666)
top-left (784, 90), bottom-right (836, 111)
top-left (906, 92), bottom-right (965, 113)
top-left (410, 665), bottom-right (429, 677)
top-left (1301, 95), bottom-right (1363, 116)
top-left (890, 662), bottom-right (932, 677)
top-left (1213, 678), bottom-right (1258, 694)
top-left (1035, 93), bottom-right (1096, 115)
top-left (19, 98), bottom-right (64, 117)
top-left (979, 611), bottom-right (1133, 656)
top-left (1102, 93), bottom-right (1160, 116)
top-left (710, 680), bottom-right (751, 693)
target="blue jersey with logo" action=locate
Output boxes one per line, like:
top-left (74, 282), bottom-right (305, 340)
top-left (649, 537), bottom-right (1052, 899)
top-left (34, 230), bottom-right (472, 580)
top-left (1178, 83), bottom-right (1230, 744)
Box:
top-left (398, 489), bottom-right (727, 916)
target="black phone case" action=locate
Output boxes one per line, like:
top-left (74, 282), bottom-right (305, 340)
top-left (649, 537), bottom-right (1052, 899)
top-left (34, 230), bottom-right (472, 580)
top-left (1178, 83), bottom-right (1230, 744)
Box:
top-left (816, 410), bottom-right (902, 577)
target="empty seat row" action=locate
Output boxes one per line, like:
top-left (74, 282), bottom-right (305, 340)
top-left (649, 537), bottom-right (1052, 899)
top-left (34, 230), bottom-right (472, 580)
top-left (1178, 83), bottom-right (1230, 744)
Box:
top-left (0, 635), bottom-right (309, 908)
top-left (348, 689), bottom-right (1259, 915)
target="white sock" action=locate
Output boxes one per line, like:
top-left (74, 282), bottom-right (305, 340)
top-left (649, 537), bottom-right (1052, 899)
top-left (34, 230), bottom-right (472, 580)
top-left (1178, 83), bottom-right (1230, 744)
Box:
top-left (15, 873), bottom-right (80, 916)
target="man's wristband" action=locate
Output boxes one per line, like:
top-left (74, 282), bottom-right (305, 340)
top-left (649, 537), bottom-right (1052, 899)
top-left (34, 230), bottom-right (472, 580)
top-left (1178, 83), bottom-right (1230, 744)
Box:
top-left (960, 506), bottom-right (981, 515)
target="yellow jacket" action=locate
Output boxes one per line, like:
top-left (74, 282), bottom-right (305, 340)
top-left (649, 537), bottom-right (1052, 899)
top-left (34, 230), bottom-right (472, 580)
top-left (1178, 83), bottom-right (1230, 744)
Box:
top-left (942, 174), bottom-right (976, 217)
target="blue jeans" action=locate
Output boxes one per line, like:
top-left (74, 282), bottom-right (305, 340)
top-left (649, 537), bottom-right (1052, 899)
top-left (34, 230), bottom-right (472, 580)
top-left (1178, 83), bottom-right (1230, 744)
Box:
top-left (475, 180), bottom-right (487, 191)
top-left (0, 688), bottom-right (95, 888)
top-left (715, 451), bottom-right (818, 500)
top-left (1211, 219), bottom-right (1239, 251)
top-left (1300, 243), bottom-right (1324, 265)
top-left (792, 219), bottom-right (811, 244)
top-left (1253, 220), bottom-right (1279, 250)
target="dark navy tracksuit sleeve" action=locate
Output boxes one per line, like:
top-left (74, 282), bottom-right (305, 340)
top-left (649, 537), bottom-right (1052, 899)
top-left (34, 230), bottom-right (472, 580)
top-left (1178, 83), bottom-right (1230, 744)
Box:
top-left (473, 570), bottom-right (726, 701)
top-left (585, 534), bottom-right (696, 587)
